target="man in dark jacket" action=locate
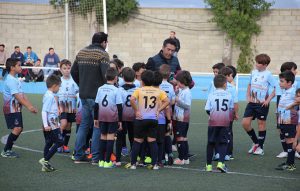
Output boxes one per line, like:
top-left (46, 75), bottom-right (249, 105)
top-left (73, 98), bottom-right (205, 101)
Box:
top-left (71, 32), bottom-right (110, 163)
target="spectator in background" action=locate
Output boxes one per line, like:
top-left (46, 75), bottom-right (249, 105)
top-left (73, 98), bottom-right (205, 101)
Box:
top-left (11, 46), bottom-right (24, 64)
top-left (43, 47), bottom-right (60, 78)
top-left (0, 44), bottom-right (10, 77)
top-left (168, 31), bottom-right (180, 57)
top-left (29, 58), bottom-right (44, 82)
top-left (23, 46), bottom-right (38, 81)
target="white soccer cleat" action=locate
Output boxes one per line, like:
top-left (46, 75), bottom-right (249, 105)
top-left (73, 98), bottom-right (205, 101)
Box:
top-left (295, 152), bottom-right (300, 159)
top-left (248, 144), bottom-right (259, 154)
top-left (173, 158), bottom-right (185, 165)
top-left (184, 159), bottom-right (190, 165)
top-left (253, 147), bottom-right (264, 155)
top-left (276, 151), bottom-right (288, 158)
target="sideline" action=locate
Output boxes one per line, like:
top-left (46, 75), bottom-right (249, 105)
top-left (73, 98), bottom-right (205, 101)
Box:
top-left (1, 129), bottom-right (297, 181)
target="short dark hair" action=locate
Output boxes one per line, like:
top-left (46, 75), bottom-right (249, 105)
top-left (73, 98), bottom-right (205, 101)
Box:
top-left (92, 32), bottom-right (108, 44)
top-left (0, 44), bottom-right (5, 48)
top-left (14, 46), bottom-right (19, 49)
top-left (46, 74), bottom-right (61, 88)
top-left (163, 38), bottom-right (177, 47)
top-left (111, 58), bottom-right (124, 70)
top-left (152, 71), bottom-right (163, 86)
top-left (106, 67), bottom-right (118, 81)
top-left (132, 62), bottom-right (146, 72)
top-left (255, 54), bottom-right (271, 65)
top-left (49, 47), bottom-right (54, 51)
top-left (141, 70), bottom-right (154, 86)
top-left (280, 62), bottom-right (297, 72)
top-left (27, 46), bottom-right (32, 49)
top-left (214, 74), bottom-right (227, 88)
top-left (170, 31), bottom-right (175, 34)
top-left (159, 64), bottom-right (171, 79)
top-left (175, 70), bottom-right (192, 87)
top-left (227, 65), bottom-right (237, 79)
top-left (60, 59), bottom-right (71, 68)
top-left (5, 58), bottom-right (20, 72)
top-left (212, 63), bottom-right (225, 70)
top-left (122, 67), bottom-right (135, 82)
top-left (37, 58), bottom-right (41, 62)
top-left (279, 70), bottom-right (295, 84)
top-left (219, 67), bottom-right (233, 77)
top-left (296, 88), bottom-right (300, 95)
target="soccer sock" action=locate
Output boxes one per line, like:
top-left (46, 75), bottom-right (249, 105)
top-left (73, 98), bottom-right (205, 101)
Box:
top-left (165, 136), bottom-right (172, 155)
top-left (131, 141), bottom-right (142, 165)
top-left (99, 139), bottom-right (107, 161)
top-left (286, 143), bottom-right (295, 165)
top-left (218, 143), bottom-right (227, 163)
top-left (177, 141), bottom-right (184, 160)
top-left (4, 133), bottom-right (19, 151)
top-left (246, 129), bottom-right (259, 144)
top-left (149, 141), bottom-right (158, 165)
top-left (182, 141), bottom-right (189, 160)
top-left (139, 142), bottom-right (146, 162)
top-left (280, 133), bottom-right (287, 152)
top-left (258, 130), bottom-right (266, 149)
top-left (63, 129), bottom-right (71, 146)
top-left (121, 133), bottom-right (127, 148)
top-left (45, 139), bottom-right (63, 161)
top-left (157, 142), bottom-right (164, 163)
top-left (206, 143), bottom-right (214, 165)
top-left (116, 133), bottom-right (122, 162)
top-left (105, 140), bottom-right (114, 163)
top-left (227, 123), bottom-right (233, 155)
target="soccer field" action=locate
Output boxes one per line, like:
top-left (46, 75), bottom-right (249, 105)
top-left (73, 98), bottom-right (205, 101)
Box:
top-left (0, 94), bottom-right (299, 191)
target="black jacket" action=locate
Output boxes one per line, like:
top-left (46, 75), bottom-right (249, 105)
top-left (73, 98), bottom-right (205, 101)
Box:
top-left (146, 50), bottom-right (181, 73)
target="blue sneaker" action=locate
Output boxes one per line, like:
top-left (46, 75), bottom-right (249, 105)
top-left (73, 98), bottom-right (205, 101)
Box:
top-left (212, 153), bottom-right (219, 161)
top-left (57, 147), bottom-right (63, 153)
top-left (121, 147), bottom-right (129, 156)
top-left (225, 155), bottom-right (231, 161)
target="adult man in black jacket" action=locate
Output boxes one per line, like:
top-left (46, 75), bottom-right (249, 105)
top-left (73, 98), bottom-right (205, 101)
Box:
top-left (71, 32), bottom-right (109, 163)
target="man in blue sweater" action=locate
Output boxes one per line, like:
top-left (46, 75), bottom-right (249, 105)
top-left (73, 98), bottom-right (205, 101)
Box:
top-left (43, 48), bottom-right (60, 77)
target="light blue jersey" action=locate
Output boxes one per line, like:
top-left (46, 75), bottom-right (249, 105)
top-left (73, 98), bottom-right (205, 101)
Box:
top-left (159, 80), bottom-right (175, 124)
top-left (226, 82), bottom-right (238, 103)
top-left (119, 84), bottom-right (137, 122)
top-left (95, 84), bottom-right (123, 122)
top-left (277, 87), bottom-right (298, 125)
top-left (174, 87), bottom-right (192, 122)
top-left (276, 80), bottom-right (299, 96)
top-left (249, 69), bottom-right (276, 103)
top-left (42, 90), bottom-right (59, 130)
top-left (118, 77), bottom-right (141, 88)
top-left (57, 77), bottom-right (79, 113)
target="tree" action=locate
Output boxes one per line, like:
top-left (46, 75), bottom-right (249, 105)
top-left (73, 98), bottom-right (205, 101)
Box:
top-left (204, 0), bottom-right (273, 73)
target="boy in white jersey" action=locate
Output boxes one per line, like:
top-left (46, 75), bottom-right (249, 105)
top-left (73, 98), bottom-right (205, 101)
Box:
top-left (95, 68), bottom-right (123, 168)
top-left (39, 74), bottom-right (63, 172)
top-left (219, 67), bottom-right (239, 160)
top-left (173, 71), bottom-right (193, 165)
top-left (205, 75), bottom-right (234, 173)
top-left (57, 59), bottom-right (79, 153)
top-left (159, 64), bottom-right (175, 165)
top-left (2, 58), bottom-right (38, 158)
top-left (276, 62), bottom-right (300, 158)
top-left (208, 63), bottom-right (225, 94)
top-left (116, 67), bottom-right (137, 166)
top-left (275, 71), bottom-right (297, 171)
top-left (242, 54), bottom-right (276, 155)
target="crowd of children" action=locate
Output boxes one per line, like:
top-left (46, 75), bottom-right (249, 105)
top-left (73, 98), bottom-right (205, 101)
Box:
top-left (2, 53), bottom-right (300, 173)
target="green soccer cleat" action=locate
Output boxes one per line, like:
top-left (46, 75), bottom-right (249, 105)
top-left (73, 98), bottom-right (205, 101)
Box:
top-left (205, 164), bottom-right (213, 172)
top-left (103, 161), bottom-right (115, 168)
top-left (144, 156), bottom-right (152, 164)
top-left (147, 164), bottom-right (159, 170)
top-left (217, 162), bottom-right (228, 173)
top-left (275, 163), bottom-right (296, 171)
top-left (124, 163), bottom-right (136, 169)
top-left (39, 158), bottom-right (55, 172)
top-left (98, 160), bottom-right (104, 168)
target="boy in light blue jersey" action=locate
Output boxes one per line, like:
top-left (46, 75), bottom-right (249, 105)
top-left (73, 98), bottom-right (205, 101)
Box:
top-left (208, 63), bottom-right (225, 94)
top-left (275, 71), bottom-right (297, 171)
top-left (205, 74), bottom-right (234, 173)
top-left (95, 68), bottom-right (123, 168)
top-left (242, 54), bottom-right (276, 155)
top-left (39, 74), bottom-right (63, 172)
top-left (2, 58), bottom-right (38, 158)
top-left (57, 59), bottom-right (79, 153)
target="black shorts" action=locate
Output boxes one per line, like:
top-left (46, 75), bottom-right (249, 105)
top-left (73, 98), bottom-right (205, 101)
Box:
top-left (134, 119), bottom-right (158, 139)
top-left (100, 122), bottom-right (118, 134)
top-left (243, 102), bottom-right (269, 121)
top-left (5, 112), bottom-right (23, 129)
top-left (175, 121), bottom-right (189, 137)
top-left (157, 124), bottom-right (166, 143)
top-left (43, 128), bottom-right (64, 145)
top-left (279, 124), bottom-right (296, 138)
top-left (60, 112), bottom-right (76, 123)
top-left (207, 126), bottom-right (229, 144)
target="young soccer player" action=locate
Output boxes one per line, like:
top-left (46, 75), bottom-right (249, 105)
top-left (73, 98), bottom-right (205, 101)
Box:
top-left (208, 63), bottom-right (225, 94)
top-left (132, 62), bottom-right (146, 87)
top-left (2, 58), bottom-right (38, 158)
top-left (219, 67), bottom-right (239, 160)
top-left (126, 70), bottom-right (169, 170)
top-left (39, 74), bottom-right (63, 172)
top-left (205, 74), bottom-right (234, 173)
top-left (242, 54), bottom-right (276, 155)
top-left (173, 71), bottom-right (193, 165)
top-left (95, 68), bottom-right (123, 168)
top-left (159, 64), bottom-right (175, 165)
top-left (57, 59), bottom-right (79, 153)
top-left (117, 67), bottom-right (137, 166)
top-left (275, 71), bottom-right (297, 171)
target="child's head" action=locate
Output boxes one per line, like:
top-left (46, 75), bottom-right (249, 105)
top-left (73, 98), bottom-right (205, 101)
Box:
top-left (296, 88), bottom-right (300, 97)
top-left (105, 67), bottom-right (118, 82)
top-left (36, 58), bottom-right (41, 65)
top-left (59, 59), bottom-right (72, 78)
top-left (214, 74), bottom-right (227, 89)
top-left (141, 70), bottom-right (154, 86)
top-left (175, 70), bottom-right (192, 88)
top-left (132, 62), bottom-right (146, 77)
top-left (227, 65), bottom-right (237, 79)
top-left (109, 61), bottom-right (118, 70)
top-left (255, 54), bottom-right (270, 71)
top-left (279, 70), bottom-right (295, 89)
top-left (122, 67), bottom-right (135, 83)
top-left (212, 63), bottom-right (225, 76)
top-left (280, 62), bottom-right (297, 75)
top-left (152, 71), bottom-right (163, 87)
top-left (219, 67), bottom-right (234, 83)
top-left (46, 74), bottom-right (61, 93)
top-left (159, 64), bottom-right (171, 80)
top-left (112, 58), bottom-right (124, 74)
top-left (5, 58), bottom-right (22, 74)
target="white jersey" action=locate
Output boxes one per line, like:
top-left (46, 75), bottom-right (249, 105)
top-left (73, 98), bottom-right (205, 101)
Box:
top-left (276, 80), bottom-right (299, 96)
top-left (57, 77), bottom-right (79, 113)
top-left (42, 90), bottom-right (59, 130)
top-left (277, 87), bottom-right (298, 125)
top-left (173, 87), bottom-right (192, 122)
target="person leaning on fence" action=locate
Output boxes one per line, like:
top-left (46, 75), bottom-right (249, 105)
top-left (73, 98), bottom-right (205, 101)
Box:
top-left (43, 48), bottom-right (60, 78)
top-left (28, 58), bottom-right (44, 82)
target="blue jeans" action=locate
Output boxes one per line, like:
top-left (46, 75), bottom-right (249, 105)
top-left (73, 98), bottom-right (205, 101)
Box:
top-left (74, 99), bottom-right (95, 160)
top-left (91, 126), bottom-right (101, 161)
top-left (43, 64), bottom-right (57, 77)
